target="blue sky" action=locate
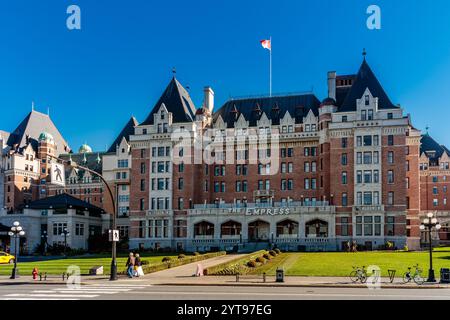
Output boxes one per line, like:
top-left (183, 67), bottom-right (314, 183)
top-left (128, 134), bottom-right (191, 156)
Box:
top-left (1, 0), bottom-right (450, 151)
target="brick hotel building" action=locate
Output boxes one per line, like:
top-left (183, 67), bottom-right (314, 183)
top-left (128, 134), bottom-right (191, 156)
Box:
top-left (1, 57), bottom-right (449, 253)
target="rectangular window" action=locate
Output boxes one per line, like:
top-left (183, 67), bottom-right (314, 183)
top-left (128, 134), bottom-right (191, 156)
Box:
top-left (357, 136), bottom-right (362, 147)
top-left (363, 135), bottom-right (372, 146)
top-left (388, 192), bottom-right (394, 205)
top-left (341, 154), bottom-right (348, 165)
top-left (342, 172), bottom-right (347, 185)
top-left (342, 193), bottom-right (348, 207)
top-left (357, 170), bottom-right (362, 184)
top-left (356, 216), bottom-right (362, 236)
top-left (388, 135), bottom-right (394, 146)
top-left (363, 192), bottom-right (372, 205)
top-left (388, 170), bottom-right (394, 184)
top-left (342, 138), bottom-right (348, 148)
top-left (357, 152), bottom-right (362, 165)
top-left (386, 216), bottom-right (395, 236)
top-left (373, 135), bottom-right (379, 146)
top-left (363, 152), bottom-right (372, 164)
top-left (388, 151), bottom-right (394, 164)
top-left (357, 192), bottom-right (362, 205)
top-left (364, 170), bottom-right (372, 183)
top-left (364, 216), bottom-right (373, 236)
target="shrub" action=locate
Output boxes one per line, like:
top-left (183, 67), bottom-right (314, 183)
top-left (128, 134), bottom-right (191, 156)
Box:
top-left (193, 252), bottom-right (200, 256)
top-left (141, 260), bottom-right (150, 266)
top-left (162, 257), bottom-right (172, 263)
top-left (256, 257), bottom-right (266, 263)
top-left (274, 248), bottom-right (281, 254)
top-left (247, 260), bottom-right (257, 268)
top-left (263, 253), bottom-right (271, 260)
top-left (269, 250), bottom-right (277, 257)
top-left (178, 254), bottom-right (186, 259)
top-left (403, 245), bottom-right (409, 252)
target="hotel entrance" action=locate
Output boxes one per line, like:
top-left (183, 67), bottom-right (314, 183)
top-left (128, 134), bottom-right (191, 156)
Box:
top-left (248, 220), bottom-right (270, 241)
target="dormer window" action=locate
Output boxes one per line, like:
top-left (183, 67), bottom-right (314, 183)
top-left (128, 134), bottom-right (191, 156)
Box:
top-left (342, 116), bottom-right (348, 123)
top-left (361, 110), bottom-right (367, 121)
top-left (365, 95), bottom-right (370, 105)
top-left (143, 129), bottom-right (147, 135)
top-left (161, 113), bottom-right (165, 120)
top-left (387, 113), bottom-right (393, 120)
top-left (367, 110), bottom-right (373, 120)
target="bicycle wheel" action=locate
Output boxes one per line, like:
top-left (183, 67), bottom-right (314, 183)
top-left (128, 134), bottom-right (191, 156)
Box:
top-left (402, 272), bottom-right (412, 283)
top-left (360, 273), bottom-right (367, 284)
top-left (349, 271), bottom-right (359, 283)
top-left (413, 273), bottom-right (425, 285)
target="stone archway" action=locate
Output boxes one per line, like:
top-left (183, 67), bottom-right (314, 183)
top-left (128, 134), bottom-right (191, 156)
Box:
top-left (248, 220), bottom-right (270, 241)
top-left (276, 219), bottom-right (299, 238)
top-left (305, 219), bottom-right (328, 238)
top-left (193, 221), bottom-right (214, 239)
top-left (220, 220), bottom-right (242, 238)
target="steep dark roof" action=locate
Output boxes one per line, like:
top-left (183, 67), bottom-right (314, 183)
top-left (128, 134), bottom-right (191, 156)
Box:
top-left (28, 194), bottom-right (103, 216)
top-left (6, 111), bottom-right (69, 154)
top-left (141, 77), bottom-right (197, 125)
top-left (214, 94), bottom-right (321, 128)
top-left (339, 60), bottom-right (397, 112)
top-left (107, 117), bottom-right (138, 153)
top-left (420, 134), bottom-right (450, 161)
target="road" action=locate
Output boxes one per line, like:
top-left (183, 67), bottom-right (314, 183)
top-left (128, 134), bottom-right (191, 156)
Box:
top-left (1, 283), bottom-right (450, 300)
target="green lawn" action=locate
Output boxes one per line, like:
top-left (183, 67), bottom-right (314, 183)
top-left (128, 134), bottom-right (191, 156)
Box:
top-left (0, 253), bottom-right (179, 276)
top-left (248, 250), bottom-right (450, 277)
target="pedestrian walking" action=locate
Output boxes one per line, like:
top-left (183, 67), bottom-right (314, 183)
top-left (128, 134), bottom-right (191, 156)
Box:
top-left (134, 253), bottom-right (144, 277)
top-left (126, 252), bottom-right (135, 278)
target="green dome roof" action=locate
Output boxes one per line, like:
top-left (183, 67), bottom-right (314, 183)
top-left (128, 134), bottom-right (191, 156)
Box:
top-left (38, 132), bottom-right (55, 144)
top-left (78, 144), bottom-right (93, 154)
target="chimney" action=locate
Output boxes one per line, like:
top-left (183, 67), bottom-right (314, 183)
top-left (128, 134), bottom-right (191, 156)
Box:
top-left (327, 71), bottom-right (336, 101)
top-left (204, 86), bottom-right (214, 113)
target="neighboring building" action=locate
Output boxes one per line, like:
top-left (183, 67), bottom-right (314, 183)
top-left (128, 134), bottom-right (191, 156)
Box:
top-left (0, 110), bottom-right (70, 213)
top-left (127, 57), bottom-right (420, 252)
top-left (418, 133), bottom-right (450, 243)
top-left (0, 194), bottom-right (108, 254)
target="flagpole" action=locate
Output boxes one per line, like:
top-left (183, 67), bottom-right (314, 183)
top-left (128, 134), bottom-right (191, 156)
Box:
top-left (269, 36), bottom-right (272, 97)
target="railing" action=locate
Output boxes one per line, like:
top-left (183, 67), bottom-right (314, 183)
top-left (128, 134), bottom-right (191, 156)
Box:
top-left (353, 205), bottom-right (384, 212)
top-left (253, 190), bottom-right (275, 197)
top-left (193, 201), bottom-right (330, 210)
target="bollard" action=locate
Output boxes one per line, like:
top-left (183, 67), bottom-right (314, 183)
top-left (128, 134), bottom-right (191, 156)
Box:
top-left (236, 273), bottom-right (240, 282)
top-left (44, 272), bottom-right (48, 281)
top-left (62, 273), bottom-right (66, 281)
top-left (39, 273), bottom-right (42, 281)
top-left (263, 272), bottom-right (266, 283)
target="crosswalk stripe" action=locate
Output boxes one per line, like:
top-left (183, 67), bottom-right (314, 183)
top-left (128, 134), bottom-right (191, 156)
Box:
top-left (5, 293), bottom-right (99, 298)
top-left (51, 288), bottom-right (132, 292)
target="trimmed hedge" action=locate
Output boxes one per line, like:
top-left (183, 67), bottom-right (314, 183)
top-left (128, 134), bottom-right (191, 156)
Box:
top-left (204, 250), bottom-right (267, 275)
top-left (119, 251), bottom-right (226, 275)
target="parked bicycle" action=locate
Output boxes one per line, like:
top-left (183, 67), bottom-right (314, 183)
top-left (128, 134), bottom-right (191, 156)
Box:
top-left (403, 264), bottom-right (425, 285)
top-left (349, 266), bottom-right (367, 283)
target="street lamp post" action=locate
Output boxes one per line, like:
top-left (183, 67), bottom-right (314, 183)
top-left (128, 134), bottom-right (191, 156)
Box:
top-left (60, 228), bottom-right (70, 256)
top-left (8, 221), bottom-right (25, 279)
top-left (41, 231), bottom-right (48, 255)
top-left (420, 212), bottom-right (442, 283)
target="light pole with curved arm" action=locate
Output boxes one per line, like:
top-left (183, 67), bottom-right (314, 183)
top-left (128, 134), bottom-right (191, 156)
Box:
top-left (47, 155), bottom-right (118, 281)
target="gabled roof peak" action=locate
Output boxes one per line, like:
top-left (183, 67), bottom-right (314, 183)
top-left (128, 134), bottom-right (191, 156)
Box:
top-left (141, 77), bottom-right (197, 125)
top-left (339, 58), bottom-right (397, 112)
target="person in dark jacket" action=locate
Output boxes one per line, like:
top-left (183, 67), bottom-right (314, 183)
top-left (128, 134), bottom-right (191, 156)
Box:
top-left (126, 252), bottom-right (135, 278)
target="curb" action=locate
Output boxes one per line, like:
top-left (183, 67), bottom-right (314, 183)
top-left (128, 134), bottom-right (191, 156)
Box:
top-left (155, 282), bottom-right (450, 289)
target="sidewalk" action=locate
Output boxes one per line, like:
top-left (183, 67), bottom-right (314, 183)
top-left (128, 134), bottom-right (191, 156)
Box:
top-left (1, 274), bottom-right (450, 289)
